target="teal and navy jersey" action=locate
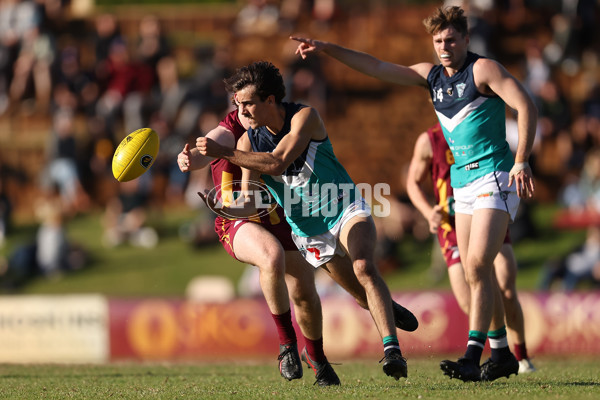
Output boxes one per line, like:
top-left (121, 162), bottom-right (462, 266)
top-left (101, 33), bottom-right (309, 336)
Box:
top-left (247, 102), bottom-right (357, 237)
top-left (427, 51), bottom-right (514, 188)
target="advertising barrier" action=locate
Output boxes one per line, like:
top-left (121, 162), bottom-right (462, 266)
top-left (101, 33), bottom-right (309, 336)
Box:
top-left (0, 291), bottom-right (598, 362)
top-left (108, 291), bottom-right (600, 360)
top-left (0, 295), bottom-right (109, 363)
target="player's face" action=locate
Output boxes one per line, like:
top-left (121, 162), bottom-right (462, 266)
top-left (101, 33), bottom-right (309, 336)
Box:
top-left (432, 26), bottom-right (469, 73)
top-left (235, 86), bottom-right (269, 129)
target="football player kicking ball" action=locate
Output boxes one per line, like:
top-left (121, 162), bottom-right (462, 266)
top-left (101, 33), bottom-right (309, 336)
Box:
top-left (406, 123), bottom-right (536, 374)
top-left (179, 104), bottom-right (417, 385)
top-left (179, 107), bottom-right (339, 386)
top-left (197, 61), bottom-right (417, 381)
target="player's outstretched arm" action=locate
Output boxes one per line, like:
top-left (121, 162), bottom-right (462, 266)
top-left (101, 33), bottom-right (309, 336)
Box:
top-left (290, 36), bottom-right (431, 87)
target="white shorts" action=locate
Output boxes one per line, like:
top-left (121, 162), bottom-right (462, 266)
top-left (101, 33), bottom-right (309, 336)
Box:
top-left (292, 198), bottom-right (371, 268)
top-left (454, 171), bottom-right (520, 222)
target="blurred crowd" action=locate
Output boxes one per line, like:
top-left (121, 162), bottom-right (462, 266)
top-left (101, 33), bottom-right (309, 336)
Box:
top-left (0, 0), bottom-right (598, 291)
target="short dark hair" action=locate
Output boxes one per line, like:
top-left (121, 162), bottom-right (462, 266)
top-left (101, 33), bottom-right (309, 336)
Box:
top-left (423, 6), bottom-right (468, 37)
top-left (224, 61), bottom-right (286, 104)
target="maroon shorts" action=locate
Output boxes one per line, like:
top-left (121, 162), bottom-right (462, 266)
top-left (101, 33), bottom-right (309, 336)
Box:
top-left (214, 206), bottom-right (297, 260)
top-left (438, 227), bottom-right (512, 268)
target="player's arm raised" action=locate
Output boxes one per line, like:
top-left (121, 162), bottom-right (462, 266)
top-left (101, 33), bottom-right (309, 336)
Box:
top-left (406, 132), bottom-right (442, 234)
top-left (474, 58), bottom-right (537, 198)
top-left (197, 106), bottom-right (319, 176)
top-left (290, 36), bottom-right (432, 87)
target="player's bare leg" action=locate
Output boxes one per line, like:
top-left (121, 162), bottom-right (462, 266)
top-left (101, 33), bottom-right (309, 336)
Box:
top-left (494, 245), bottom-right (524, 344)
top-left (441, 209), bottom-right (518, 382)
top-left (233, 223), bottom-right (290, 314)
top-left (447, 261), bottom-right (470, 315)
top-left (337, 215), bottom-right (407, 380)
top-left (284, 251), bottom-right (321, 340)
top-left (494, 244), bottom-right (536, 372)
top-left (233, 223), bottom-right (301, 381)
top-left (322, 253), bottom-right (418, 332)
top-left (285, 251), bottom-right (340, 386)
top-left (461, 209), bottom-right (508, 335)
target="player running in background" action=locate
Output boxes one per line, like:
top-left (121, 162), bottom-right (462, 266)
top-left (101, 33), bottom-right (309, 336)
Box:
top-left (291, 5), bottom-right (537, 382)
top-left (197, 61), bottom-right (416, 381)
top-left (406, 123), bottom-right (536, 374)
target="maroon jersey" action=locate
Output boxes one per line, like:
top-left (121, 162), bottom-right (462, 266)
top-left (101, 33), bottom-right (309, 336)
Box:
top-left (428, 123), bottom-right (460, 266)
top-left (210, 110), bottom-right (296, 259)
top-left (427, 123), bottom-right (510, 267)
top-left (211, 109), bottom-right (246, 203)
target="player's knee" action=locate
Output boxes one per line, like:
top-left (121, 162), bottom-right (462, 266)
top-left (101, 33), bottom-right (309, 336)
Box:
top-left (353, 259), bottom-right (378, 283)
top-left (465, 260), bottom-right (490, 283)
top-left (257, 249), bottom-right (286, 277)
top-left (501, 287), bottom-right (517, 302)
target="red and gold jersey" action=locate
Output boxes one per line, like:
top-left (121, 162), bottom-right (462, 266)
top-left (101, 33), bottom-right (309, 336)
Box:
top-left (427, 123), bottom-right (459, 265)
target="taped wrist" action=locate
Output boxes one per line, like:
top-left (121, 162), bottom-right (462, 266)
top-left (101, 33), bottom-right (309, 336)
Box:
top-left (509, 162), bottom-right (529, 176)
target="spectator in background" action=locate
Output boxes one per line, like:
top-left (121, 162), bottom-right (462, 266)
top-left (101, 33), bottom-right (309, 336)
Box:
top-left (541, 148), bottom-right (600, 291)
top-left (93, 13), bottom-right (122, 91)
top-left (279, 0), bottom-right (337, 33)
top-left (102, 173), bottom-right (158, 249)
top-left (522, 38), bottom-right (550, 99)
top-left (284, 55), bottom-right (328, 116)
top-left (122, 15), bottom-right (172, 134)
top-left (234, 0), bottom-right (280, 36)
top-left (53, 46), bottom-right (98, 117)
top-left (0, 0), bottom-right (40, 114)
top-left (34, 183), bottom-right (70, 278)
top-left (134, 15), bottom-right (171, 77)
top-left (536, 80), bottom-right (571, 141)
top-left (95, 37), bottom-right (154, 138)
top-left (9, 24), bottom-right (55, 113)
top-left (40, 109), bottom-right (90, 214)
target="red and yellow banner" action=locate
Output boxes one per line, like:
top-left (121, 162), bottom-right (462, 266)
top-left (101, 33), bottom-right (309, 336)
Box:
top-left (108, 291), bottom-right (600, 360)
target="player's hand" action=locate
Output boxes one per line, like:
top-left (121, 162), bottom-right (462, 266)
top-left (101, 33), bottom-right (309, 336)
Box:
top-left (196, 137), bottom-right (225, 158)
top-left (177, 143), bottom-right (191, 172)
top-left (508, 161), bottom-right (535, 198)
top-left (290, 36), bottom-right (325, 59)
top-left (428, 204), bottom-right (444, 234)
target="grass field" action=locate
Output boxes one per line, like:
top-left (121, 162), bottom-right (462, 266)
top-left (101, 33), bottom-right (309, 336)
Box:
top-left (0, 356), bottom-right (598, 399)
top-left (1, 204), bottom-right (598, 399)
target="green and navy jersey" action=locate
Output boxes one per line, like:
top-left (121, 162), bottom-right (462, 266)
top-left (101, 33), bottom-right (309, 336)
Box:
top-left (247, 102), bottom-right (357, 237)
top-left (427, 51), bottom-right (514, 188)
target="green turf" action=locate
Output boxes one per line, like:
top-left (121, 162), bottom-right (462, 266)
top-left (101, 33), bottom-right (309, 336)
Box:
top-left (0, 203), bottom-right (589, 296)
top-left (0, 356), bottom-right (597, 399)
